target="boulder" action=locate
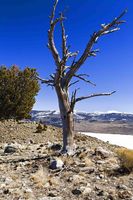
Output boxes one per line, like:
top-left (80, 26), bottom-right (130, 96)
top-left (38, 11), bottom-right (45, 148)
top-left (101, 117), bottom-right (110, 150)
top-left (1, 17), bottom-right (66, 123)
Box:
top-left (95, 147), bottom-right (112, 159)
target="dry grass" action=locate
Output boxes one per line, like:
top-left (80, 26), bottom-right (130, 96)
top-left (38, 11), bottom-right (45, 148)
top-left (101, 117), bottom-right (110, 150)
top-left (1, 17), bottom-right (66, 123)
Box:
top-left (30, 165), bottom-right (61, 188)
top-left (30, 166), bottom-right (49, 188)
top-left (84, 157), bottom-right (94, 167)
top-left (116, 148), bottom-right (133, 171)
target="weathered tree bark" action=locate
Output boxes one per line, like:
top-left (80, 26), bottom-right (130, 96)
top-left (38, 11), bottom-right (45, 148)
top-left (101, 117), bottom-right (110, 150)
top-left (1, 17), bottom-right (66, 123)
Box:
top-left (55, 84), bottom-right (74, 153)
top-left (37, 0), bottom-right (126, 153)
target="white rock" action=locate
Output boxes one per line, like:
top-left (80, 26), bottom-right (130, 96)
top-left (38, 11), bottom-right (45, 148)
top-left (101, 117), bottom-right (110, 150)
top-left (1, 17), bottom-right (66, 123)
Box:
top-left (49, 158), bottom-right (64, 170)
top-left (95, 147), bottom-right (112, 158)
top-left (80, 184), bottom-right (92, 195)
top-left (83, 187), bottom-right (92, 195)
top-left (56, 158), bottom-right (64, 168)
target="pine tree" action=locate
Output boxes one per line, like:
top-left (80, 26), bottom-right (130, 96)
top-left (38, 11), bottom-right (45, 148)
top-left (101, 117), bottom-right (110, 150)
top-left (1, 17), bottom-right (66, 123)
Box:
top-left (0, 65), bottom-right (40, 120)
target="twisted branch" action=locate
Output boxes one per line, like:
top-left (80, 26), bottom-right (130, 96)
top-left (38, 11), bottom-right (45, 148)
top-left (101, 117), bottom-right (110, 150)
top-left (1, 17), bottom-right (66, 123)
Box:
top-left (70, 91), bottom-right (116, 111)
top-left (64, 9), bottom-right (127, 85)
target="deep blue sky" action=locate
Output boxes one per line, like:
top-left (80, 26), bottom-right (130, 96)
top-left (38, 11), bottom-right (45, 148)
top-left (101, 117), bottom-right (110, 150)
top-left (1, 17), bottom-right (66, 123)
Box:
top-left (0, 0), bottom-right (132, 112)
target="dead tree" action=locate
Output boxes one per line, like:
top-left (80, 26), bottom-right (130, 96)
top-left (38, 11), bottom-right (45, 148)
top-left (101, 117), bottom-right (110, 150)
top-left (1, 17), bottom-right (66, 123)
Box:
top-left (37, 0), bottom-right (126, 153)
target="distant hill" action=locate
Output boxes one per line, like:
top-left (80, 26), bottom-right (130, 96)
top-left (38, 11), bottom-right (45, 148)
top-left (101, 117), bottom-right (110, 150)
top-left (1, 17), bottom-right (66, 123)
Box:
top-left (31, 110), bottom-right (133, 127)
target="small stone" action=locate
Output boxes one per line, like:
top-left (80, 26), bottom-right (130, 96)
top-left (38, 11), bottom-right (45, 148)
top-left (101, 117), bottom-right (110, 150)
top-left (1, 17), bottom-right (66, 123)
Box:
top-left (3, 189), bottom-right (9, 194)
top-left (72, 174), bottom-right (85, 185)
top-left (97, 190), bottom-right (104, 196)
top-left (80, 167), bottom-right (95, 174)
top-left (96, 175), bottom-right (101, 180)
top-left (29, 139), bottom-right (34, 144)
top-left (51, 144), bottom-right (62, 151)
top-left (107, 194), bottom-right (115, 200)
top-left (39, 144), bottom-right (44, 147)
top-left (96, 160), bottom-right (106, 164)
top-left (4, 145), bottom-right (17, 154)
top-left (118, 190), bottom-right (132, 199)
top-left (48, 193), bottom-right (56, 197)
top-left (49, 158), bottom-right (64, 170)
top-left (116, 184), bottom-right (128, 190)
top-left (83, 187), bottom-right (92, 196)
top-left (78, 162), bottom-right (86, 167)
top-left (99, 174), bottom-right (104, 179)
top-left (0, 178), bottom-right (6, 183)
top-left (72, 189), bottom-right (82, 196)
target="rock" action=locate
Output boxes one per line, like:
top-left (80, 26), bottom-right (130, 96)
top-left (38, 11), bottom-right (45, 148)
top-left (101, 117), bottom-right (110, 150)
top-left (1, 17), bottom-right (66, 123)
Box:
top-left (83, 187), bottom-right (92, 196)
top-left (0, 178), bottom-right (6, 183)
top-left (96, 176), bottom-right (101, 180)
top-left (39, 197), bottom-right (61, 200)
top-left (49, 158), bottom-right (64, 170)
top-left (29, 139), bottom-right (34, 144)
top-left (51, 144), bottom-right (62, 151)
top-left (49, 177), bottom-right (60, 186)
top-left (4, 145), bottom-right (17, 154)
top-left (84, 157), bottom-right (94, 167)
top-left (3, 189), bottom-right (9, 194)
top-left (116, 184), bottom-right (128, 190)
top-left (99, 174), bottom-right (104, 179)
top-left (75, 147), bottom-right (87, 157)
top-left (48, 193), bottom-right (56, 197)
top-left (95, 185), bottom-right (105, 196)
top-left (77, 162), bottom-right (86, 167)
top-left (96, 160), bottom-right (106, 164)
top-left (78, 151), bottom-right (88, 159)
top-left (95, 147), bottom-right (112, 159)
top-left (72, 189), bottom-right (82, 196)
top-left (118, 190), bottom-right (132, 199)
top-left (107, 194), bottom-right (115, 200)
top-left (72, 174), bottom-right (85, 185)
top-left (80, 184), bottom-right (92, 196)
top-left (80, 167), bottom-right (95, 174)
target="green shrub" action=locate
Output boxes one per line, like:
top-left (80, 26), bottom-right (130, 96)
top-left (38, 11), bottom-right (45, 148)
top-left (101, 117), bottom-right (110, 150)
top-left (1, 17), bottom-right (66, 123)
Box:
top-left (0, 65), bottom-right (40, 120)
top-left (36, 123), bottom-right (47, 133)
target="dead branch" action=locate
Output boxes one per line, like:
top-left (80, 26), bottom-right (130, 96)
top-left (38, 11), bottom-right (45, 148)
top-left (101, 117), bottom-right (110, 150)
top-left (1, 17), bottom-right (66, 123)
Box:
top-left (48, 0), bottom-right (63, 67)
top-left (36, 75), bottom-right (54, 86)
top-left (75, 91), bottom-right (116, 103)
top-left (70, 91), bottom-right (116, 111)
top-left (60, 13), bottom-right (79, 67)
top-left (68, 80), bottom-right (79, 88)
top-left (0, 155), bottom-right (48, 164)
top-left (64, 9), bottom-right (127, 85)
top-left (60, 13), bottom-right (67, 60)
top-left (74, 74), bottom-right (96, 86)
top-left (70, 88), bottom-right (80, 112)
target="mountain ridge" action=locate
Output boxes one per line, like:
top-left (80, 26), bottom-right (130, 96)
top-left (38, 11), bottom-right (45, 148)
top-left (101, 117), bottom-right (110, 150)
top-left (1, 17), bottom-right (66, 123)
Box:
top-left (31, 110), bottom-right (133, 127)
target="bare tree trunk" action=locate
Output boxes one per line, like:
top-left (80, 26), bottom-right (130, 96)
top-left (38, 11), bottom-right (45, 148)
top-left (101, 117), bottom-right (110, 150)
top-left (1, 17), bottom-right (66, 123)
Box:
top-left (56, 86), bottom-right (74, 153)
top-left (61, 109), bottom-right (74, 153)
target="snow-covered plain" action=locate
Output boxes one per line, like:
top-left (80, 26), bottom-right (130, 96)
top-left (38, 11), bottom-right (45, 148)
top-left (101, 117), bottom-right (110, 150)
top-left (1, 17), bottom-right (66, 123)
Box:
top-left (81, 132), bottom-right (133, 150)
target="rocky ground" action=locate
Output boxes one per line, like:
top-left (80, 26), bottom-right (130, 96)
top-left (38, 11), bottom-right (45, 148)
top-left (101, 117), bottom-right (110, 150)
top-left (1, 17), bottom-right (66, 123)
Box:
top-left (0, 120), bottom-right (133, 200)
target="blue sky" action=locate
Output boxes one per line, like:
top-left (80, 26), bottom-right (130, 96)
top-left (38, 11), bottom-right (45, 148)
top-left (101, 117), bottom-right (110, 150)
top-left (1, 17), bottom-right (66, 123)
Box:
top-left (0, 0), bottom-right (132, 112)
